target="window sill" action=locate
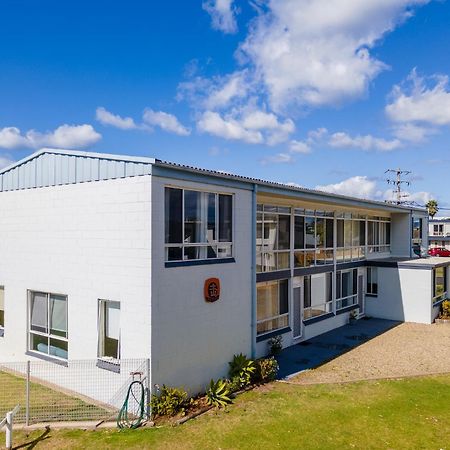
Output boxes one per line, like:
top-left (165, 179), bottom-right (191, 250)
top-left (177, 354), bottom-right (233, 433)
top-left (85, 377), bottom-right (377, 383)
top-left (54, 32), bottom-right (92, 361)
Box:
top-left (25, 350), bottom-right (68, 367)
top-left (336, 305), bottom-right (359, 315)
top-left (256, 327), bottom-right (291, 343)
top-left (165, 257), bottom-right (235, 268)
top-left (0, 328), bottom-right (4, 337)
top-left (366, 293), bottom-right (378, 298)
top-left (303, 312), bottom-right (335, 325)
top-left (96, 358), bottom-right (121, 373)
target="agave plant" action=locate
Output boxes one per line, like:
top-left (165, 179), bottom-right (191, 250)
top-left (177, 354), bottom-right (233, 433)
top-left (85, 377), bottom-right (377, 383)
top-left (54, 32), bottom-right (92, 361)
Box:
top-left (228, 353), bottom-right (256, 388)
top-left (205, 379), bottom-right (232, 408)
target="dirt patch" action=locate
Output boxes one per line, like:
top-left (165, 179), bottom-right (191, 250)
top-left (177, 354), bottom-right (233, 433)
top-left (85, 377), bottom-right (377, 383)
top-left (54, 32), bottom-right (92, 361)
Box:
top-left (289, 322), bottom-right (450, 384)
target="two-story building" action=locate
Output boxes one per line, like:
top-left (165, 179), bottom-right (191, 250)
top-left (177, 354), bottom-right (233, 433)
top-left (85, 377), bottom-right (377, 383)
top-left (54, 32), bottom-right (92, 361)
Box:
top-left (429, 218), bottom-right (450, 250)
top-left (0, 148), bottom-right (446, 397)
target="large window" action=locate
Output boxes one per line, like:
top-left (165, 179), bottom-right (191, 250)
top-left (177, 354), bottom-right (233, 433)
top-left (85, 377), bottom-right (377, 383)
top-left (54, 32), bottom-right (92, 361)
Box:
top-left (303, 272), bottom-right (333, 320)
top-left (433, 267), bottom-right (447, 304)
top-left (98, 300), bottom-right (120, 361)
top-left (336, 269), bottom-right (358, 310)
top-left (256, 205), bottom-right (291, 272)
top-left (257, 280), bottom-right (289, 335)
top-left (367, 267), bottom-right (378, 296)
top-left (28, 291), bottom-right (68, 360)
top-left (336, 214), bottom-right (367, 262)
top-left (412, 217), bottom-right (423, 244)
top-left (165, 187), bottom-right (233, 262)
top-left (294, 209), bottom-right (334, 268)
top-left (368, 216), bottom-right (391, 254)
top-left (0, 286), bottom-right (4, 334)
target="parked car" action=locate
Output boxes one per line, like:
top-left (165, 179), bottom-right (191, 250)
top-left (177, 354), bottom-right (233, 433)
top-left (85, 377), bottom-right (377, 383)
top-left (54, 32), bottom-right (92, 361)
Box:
top-left (428, 247), bottom-right (450, 257)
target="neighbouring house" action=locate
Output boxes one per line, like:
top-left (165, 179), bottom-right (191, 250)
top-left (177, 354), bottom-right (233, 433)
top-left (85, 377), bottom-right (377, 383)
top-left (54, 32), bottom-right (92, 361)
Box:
top-left (0, 148), bottom-right (447, 397)
top-left (429, 218), bottom-right (450, 250)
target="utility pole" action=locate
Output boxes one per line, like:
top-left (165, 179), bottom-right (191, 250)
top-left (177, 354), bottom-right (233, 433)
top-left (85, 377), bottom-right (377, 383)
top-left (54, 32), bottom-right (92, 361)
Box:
top-left (385, 168), bottom-right (411, 205)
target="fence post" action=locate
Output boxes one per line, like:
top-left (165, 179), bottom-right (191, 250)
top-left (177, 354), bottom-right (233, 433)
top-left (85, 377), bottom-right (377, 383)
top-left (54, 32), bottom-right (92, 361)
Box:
top-left (5, 411), bottom-right (12, 450)
top-left (146, 358), bottom-right (151, 420)
top-left (26, 360), bottom-right (30, 427)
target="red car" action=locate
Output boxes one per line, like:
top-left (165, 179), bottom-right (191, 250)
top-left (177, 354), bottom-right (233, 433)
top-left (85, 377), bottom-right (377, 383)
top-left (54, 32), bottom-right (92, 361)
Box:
top-left (428, 247), bottom-right (450, 257)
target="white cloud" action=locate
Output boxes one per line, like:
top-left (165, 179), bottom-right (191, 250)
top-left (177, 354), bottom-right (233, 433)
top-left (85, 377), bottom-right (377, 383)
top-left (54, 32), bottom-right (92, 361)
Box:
top-left (96, 107), bottom-right (137, 130)
top-left (261, 152), bottom-right (294, 164)
top-left (316, 176), bottom-right (379, 199)
top-left (328, 131), bottom-right (402, 151)
top-left (289, 140), bottom-right (311, 154)
top-left (197, 111), bottom-right (263, 144)
top-left (0, 155), bottom-right (14, 170)
top-left (143, 109), bottom-right (191, 136)
top-left (386, 69), bottom-right (450, 126)
top-left (203, 0), bottom-right (238, 34)
top-left (0, 124), bottom-right (101, 150)
top-left (238, 0), bottom-right (429, 111)
top-left (391, 123), bottom-right (436, 143)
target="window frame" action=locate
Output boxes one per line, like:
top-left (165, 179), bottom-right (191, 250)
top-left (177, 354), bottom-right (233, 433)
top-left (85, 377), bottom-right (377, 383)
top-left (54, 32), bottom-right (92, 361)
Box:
top-left (366, 267), bottom-right (378, 296)
top-left (433, 267), bottom-right (447, 304)
top-left (303, 272), bottom-right (333, 320)
top-left (0, 286), bottom-right (4, 336)
top-left (27, 290), bottom-right (68, 361)
top-left (336, 269), bottom-right (358, 310)
top-left (97, 299), bottom-right (121, 362)
top-left (164, 186), bottom-right (234, 263)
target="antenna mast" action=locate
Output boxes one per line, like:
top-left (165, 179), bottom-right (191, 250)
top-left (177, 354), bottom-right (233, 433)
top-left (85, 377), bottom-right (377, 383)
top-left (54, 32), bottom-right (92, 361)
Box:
top-left (385, 168), bottom-right (411, 205)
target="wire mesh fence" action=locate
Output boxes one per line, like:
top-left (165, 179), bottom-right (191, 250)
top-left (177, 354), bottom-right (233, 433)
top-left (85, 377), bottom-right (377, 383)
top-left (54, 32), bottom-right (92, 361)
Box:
top-left (0, 358), bottom-right (150, 425)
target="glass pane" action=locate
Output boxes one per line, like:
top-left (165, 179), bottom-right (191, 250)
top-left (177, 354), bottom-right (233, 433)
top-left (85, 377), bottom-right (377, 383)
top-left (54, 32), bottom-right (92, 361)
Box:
top-left (167, 247), bottom-right (182, 261)
top-left (207, 193), bottom-right (216, 243)
top-left (49, 338), bottom-right (68, 359)
top-left (217, 245), bottom-right (232, 258)
top-left (50, 295), bottom-right (67, 337)
top-left (294, 216), bottom-right (305, 249)
top-left (344, 220), bottom-right (352, 248)
top-left (326, 219), bottom-right (334, 248)
top-left (279, 280), bottom-right (289, 315)
top-left (30, 333), bottom-right (48, 354)
top-left (337, 220), bottom-right (344, 247)
top-left (263, 214), bottom-right (277, 250)
top-left (184, 190), bottom-right (203, 243)
top-left (263, 252), bottom-right (277, 272)
top-left (219, 195), bottom-right (233, 242)
top-left (0, 287), bottom-right (4, 327)
top-left (316, 218), bottom-right (325, 248)
top-left (352, 221), bottom-right (360, 247)
top-left (184, 246), bottom-right (206, 260)
top-left (277, 252), bottom-right (290, 270)
top-left (31, 292), bottom-right (48, 333)
top-left (105, 301), bottom-right (120, 340)
top-left (305, 251), bottom-right (315, 267)
top-left (304, 276), bottom-right (311, 308)
top-left (278, 215), bottom-right (291, 250)
top-left (207, 246), bottom-right (218, 259)
top-left (165, 188), bottom-right (182, 244)
top-left (294, 251), bottom-right (305, 268)
top-left (359, 221), bottom-right (366, 246)
top-left (257, 282), bottom-right (279, 321)
top-left (305, 217), bottom-right (315, 249)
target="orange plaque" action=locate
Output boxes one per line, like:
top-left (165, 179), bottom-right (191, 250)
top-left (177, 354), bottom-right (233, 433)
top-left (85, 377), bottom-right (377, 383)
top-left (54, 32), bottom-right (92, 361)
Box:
top-left (204, 278), bottom-right (220, 302)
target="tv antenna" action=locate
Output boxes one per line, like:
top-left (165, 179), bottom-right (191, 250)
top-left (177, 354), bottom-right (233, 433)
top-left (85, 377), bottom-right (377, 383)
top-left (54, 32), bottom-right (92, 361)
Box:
top-left (385, 168), bottom-right (411, 205)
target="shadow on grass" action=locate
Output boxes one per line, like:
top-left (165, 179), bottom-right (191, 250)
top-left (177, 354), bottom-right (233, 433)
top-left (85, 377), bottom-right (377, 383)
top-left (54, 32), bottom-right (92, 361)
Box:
top-left (13, 426), bottom-right (51, 449)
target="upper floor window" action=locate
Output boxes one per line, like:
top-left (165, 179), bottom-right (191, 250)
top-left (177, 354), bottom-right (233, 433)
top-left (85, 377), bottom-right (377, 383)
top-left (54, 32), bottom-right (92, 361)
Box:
top-left (368, 217), bottom-right (390, 254)
top-left (433, 224), bottom-right (444, 236)
top-left (28, 291), bottom-right (68, 360)
top-left (165, 187), bottom-right (233, 262)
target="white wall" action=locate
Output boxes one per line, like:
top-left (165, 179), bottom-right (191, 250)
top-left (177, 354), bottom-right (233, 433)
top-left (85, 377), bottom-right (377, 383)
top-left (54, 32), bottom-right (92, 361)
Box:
top-left (0, 175), bottom-right (152, 364)
top-left (150, 176), bottom-right (253, 394)
top-left (391, 213), bottom-right (412, 257)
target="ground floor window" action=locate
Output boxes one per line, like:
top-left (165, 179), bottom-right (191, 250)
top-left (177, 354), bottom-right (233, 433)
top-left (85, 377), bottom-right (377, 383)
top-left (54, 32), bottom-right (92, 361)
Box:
top-left (336, 269), bottom-right (358, 310)
top-left (0, 286), bottom-right (4, 331)
top-left (303, 272), bottom-right (333, 320)
top-left (257, 280), bottom-right (289, 336)
top-left (28, 291), bottom-right (68, 360)
top-left (433, 267), bottom-right (447, 304)
top-left (98, 300), bottom-right (121, 360)
top-left (366, 267), bottom-right (378, 296)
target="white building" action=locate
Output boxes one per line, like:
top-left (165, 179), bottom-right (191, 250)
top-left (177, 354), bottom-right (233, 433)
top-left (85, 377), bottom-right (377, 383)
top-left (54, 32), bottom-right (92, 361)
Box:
top-left (429, 218), bottom-right (450, 250)
top-left (0, 148), bottom-right (447, 396)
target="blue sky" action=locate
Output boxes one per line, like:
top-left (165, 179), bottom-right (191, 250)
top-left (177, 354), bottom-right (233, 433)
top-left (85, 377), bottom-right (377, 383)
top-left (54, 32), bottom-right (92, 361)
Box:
top-left (1, 0), bottom-right (450, 206)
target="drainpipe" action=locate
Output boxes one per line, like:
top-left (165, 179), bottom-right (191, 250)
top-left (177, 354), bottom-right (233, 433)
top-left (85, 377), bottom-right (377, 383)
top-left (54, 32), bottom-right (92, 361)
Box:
top-left (409, 209), bottom-right (413, 258)
top-left (251, 183), bottom-right (258, 359)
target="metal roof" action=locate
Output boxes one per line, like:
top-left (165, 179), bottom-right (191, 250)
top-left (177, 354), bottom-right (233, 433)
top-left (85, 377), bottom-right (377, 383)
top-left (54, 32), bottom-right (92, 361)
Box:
top-left (0, 148), bottom-right (426, 214)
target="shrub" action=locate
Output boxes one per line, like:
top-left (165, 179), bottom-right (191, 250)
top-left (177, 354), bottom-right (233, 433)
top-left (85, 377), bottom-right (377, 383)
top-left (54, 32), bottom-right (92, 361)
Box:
top-left (226, 376), bottom-right (243, 394)
top-left (253, 357), bottom-right (279, 383)
top-left (267, 335), bottom-right (283, 356)
top-left (440, 300), bottom-right (450, 319)
top-left (228, 353), bottom-right (256, 388)
top-left (150, 385), bottom-right (191, 417)
top-left (206, 379), bottom-right (232, 408)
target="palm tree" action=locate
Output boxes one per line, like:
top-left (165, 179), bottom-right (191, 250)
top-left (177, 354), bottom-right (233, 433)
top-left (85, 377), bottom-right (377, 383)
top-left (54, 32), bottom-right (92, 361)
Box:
top-left (426, 199), bottom-right (439, 219)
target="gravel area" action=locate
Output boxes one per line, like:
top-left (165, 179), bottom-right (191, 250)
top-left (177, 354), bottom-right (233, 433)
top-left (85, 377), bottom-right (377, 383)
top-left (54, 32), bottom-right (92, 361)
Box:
top-left (290, 322), bottom-right (450, 384)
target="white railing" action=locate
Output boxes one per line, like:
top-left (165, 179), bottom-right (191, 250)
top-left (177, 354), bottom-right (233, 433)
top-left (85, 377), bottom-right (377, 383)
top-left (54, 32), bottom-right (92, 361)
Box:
top-left (0, 405), bottom-right (20, 450)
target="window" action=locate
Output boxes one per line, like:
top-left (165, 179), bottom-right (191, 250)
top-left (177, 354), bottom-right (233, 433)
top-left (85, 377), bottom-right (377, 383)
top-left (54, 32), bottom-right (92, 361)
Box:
top-left (0, 286), bottom-right (4, 334)
top-left (256, 205), bottom-right (291, 272)
top-left (412, 217), bottom-right (423, 243)
top-left (433, 267), bottom-right (447, 304)
top-left (28, 291), bottom-right (68, 360)
top-left (433, 224), bottom-right (444, 236)
top-left (368, 217), bottom-right (391, 254)
top-left (257, 280), bottom-right (289, 335)
top-left (367, 267), bottom-right (378, 296)
top-left (165, 187), bottom-right (233, 262)
top-left (336, 269), bottom-right (358, 310)
top-left (98, 300), bottom-right (120, 360)
top-left (303, 273), bottom-right (333, 320)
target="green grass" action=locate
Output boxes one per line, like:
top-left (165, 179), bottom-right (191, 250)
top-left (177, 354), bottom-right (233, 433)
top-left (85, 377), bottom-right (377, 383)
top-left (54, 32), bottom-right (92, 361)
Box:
top-left (7, 374), bottom-right (450, 449)
top-left (0, 371), bottom-right (107, 423)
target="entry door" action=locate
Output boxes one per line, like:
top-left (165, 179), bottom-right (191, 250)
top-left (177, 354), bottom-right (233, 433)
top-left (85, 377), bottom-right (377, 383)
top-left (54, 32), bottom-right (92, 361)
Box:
top-left (358, 274), bottom-right (365, 316)
top-left (293, 286), bottom-right (302, 338)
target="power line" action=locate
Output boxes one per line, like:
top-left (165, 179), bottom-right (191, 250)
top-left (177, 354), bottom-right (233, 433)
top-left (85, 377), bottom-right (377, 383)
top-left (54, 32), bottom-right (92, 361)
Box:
top-left (385, 168), bottom-right (411, 205)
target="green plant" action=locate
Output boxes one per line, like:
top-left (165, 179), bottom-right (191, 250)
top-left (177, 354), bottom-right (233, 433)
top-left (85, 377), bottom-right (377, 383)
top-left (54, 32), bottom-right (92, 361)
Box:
top-left (226, 376), bottom-right (243, 394)
top-left (205, 379), bottom-right (232, 408)
top-left (150, 385), bottom-right (191, 417)
top-left (267, 335), bottom-right (283, 355)
top-left (439, 300), bottom-right (450, 319)
top-left (228, 353), bottom-right (256, 388)
top-left (253, 357), bottom-right (279, 383)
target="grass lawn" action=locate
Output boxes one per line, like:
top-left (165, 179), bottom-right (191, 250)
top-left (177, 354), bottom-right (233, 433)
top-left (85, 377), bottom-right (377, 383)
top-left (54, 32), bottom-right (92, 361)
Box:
top-left (0, 370), bottom-right (107, 423)
top-left (6, 373), bottom-right (450, 449)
